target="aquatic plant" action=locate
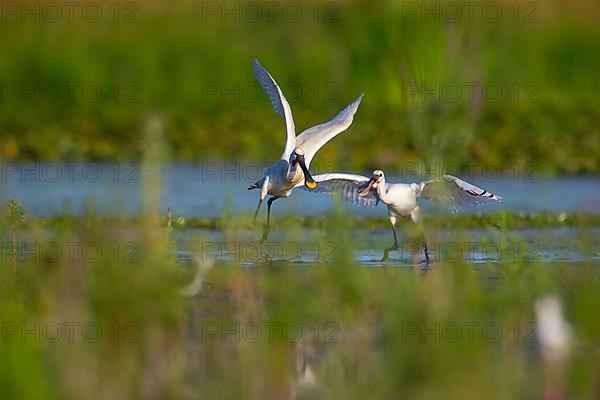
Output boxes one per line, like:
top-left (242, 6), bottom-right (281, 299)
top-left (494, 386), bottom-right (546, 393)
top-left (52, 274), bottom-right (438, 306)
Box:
top-left (4, 200), bottom-right (26, 273)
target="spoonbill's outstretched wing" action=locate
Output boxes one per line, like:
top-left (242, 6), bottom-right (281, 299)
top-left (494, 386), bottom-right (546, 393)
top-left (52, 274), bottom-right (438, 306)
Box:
top-left (297, 173), bottom-right (379, 208)
top-left (420, 175), bottom-right (502, 212)
top-left (295, 93), bottom-right (364, 167)
top-left (252, 59), bottom-right (296, 160)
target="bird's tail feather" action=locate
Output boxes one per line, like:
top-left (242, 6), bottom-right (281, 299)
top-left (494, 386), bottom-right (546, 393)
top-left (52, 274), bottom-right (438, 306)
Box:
top-left (247, 178), bottom-right (263, 190)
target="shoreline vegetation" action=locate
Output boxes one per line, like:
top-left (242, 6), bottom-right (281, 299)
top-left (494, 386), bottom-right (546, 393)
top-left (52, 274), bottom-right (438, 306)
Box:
top-left (33, 211), bottom-right (600, 230)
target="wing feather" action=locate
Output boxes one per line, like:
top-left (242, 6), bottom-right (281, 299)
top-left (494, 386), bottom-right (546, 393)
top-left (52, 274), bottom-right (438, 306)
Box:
top-left (421, 175), bottom-right (502, 212)
top-left (296, 173), bottom-right (379, 208)
top-left (295, 93), bottom-right (364, 167)
top-left (252, 59), bottom-right (296, 160)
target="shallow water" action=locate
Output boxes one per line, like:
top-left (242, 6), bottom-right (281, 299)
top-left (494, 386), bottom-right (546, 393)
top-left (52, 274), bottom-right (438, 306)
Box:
top-left (1, 163), bottom-right (599, 217)
top-left (172, 227), bottom-right (600, 266)
top-left (4, 163), bottom-right (599, 266)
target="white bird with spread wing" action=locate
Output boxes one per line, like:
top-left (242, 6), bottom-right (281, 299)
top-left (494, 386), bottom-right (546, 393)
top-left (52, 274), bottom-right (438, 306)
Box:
top-left (299, 170), bottom-right (502, 263)
top-left (248, 59), bottom-right (364, 242)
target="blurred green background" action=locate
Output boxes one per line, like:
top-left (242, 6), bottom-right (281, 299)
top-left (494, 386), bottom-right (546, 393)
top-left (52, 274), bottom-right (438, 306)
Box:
top-left (0, 0), bottom-right (600, 173)
top-left (2, 2), bottom-right (600, 399)
top-left (0, 0), bottom-right (598, 173)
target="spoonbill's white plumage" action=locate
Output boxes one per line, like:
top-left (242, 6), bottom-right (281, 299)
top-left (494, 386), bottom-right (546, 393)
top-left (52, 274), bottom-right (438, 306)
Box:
top-left (248, 59), bottom-right (364, 241)
top-left (299, 170), bottom-right (502, 263)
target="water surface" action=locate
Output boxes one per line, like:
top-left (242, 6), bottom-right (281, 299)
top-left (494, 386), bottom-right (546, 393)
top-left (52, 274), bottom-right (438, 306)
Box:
top-left (2, 163), bottom-right (599, 217)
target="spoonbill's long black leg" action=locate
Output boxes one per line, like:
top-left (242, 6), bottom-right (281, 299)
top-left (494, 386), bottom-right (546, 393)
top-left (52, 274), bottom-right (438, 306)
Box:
top-left (253, 198), bottom-right (263, 225)
top-left (421, 232), bottom-right (430, 266)
top-left (260, 196), bottom-right (280, 243)
top-left (381, 216), bottom-right (398, 262)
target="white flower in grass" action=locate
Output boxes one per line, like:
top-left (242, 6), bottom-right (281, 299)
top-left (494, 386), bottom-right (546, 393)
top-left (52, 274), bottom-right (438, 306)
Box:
top-left (180, 255), bottom-right (214, 297)
top-left (558, 212), bottom-right (568, 223)
top-left (535, 295), bottom-right (572, 364)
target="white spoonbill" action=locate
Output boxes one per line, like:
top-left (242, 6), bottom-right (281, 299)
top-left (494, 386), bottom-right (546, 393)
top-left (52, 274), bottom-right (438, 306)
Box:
top-left (248, 59), bottom-right (364, 242)
top-left (299, 170), bottom-right (502, 263)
